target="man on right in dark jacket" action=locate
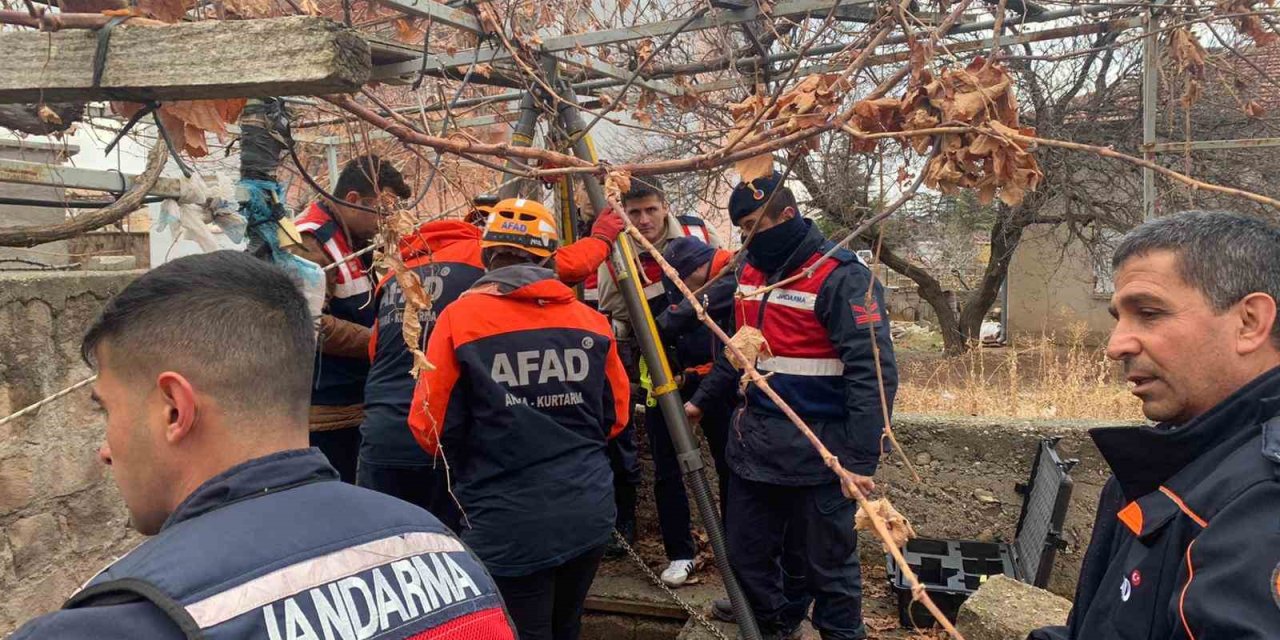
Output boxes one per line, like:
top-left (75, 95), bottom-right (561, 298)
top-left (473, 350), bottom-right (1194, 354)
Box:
top-left (685, 171), bottom-right (897, 640)
top-left (1030, 210), bottom-right (1280, 640)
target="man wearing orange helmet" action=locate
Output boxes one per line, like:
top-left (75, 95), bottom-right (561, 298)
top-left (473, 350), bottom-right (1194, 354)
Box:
top-left (357, 196), bottom-right (624, 525)
top-left (410, 198), bottom-right (631, 640)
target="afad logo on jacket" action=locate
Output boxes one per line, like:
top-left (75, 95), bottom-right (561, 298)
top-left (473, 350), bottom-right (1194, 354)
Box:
top-left (490, 340), bottom-right (595, 409)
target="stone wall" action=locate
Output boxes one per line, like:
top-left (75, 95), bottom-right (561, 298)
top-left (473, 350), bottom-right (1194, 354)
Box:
top-left (66, 232), bottom-right (150, 269)
top-left (0, 270), bottom-right (142, 636)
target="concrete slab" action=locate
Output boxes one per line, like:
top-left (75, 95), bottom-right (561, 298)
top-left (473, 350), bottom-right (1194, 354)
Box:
top-left (587, 561), bottom-right (725, 620)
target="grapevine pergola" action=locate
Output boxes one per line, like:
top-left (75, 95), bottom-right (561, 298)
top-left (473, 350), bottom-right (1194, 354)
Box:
top-left (3, 0), bottom-right (1280, 637)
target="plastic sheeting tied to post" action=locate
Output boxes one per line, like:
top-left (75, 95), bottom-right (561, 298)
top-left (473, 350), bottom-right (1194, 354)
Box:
top-left (239, 178), bottom-right (325, 324)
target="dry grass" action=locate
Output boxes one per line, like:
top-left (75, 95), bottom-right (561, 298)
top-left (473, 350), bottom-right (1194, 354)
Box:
top-left (896, 324), bottom-right (1145, 421)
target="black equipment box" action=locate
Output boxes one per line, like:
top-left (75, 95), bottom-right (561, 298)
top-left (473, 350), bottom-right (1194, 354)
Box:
top-left (885, 437), bottom-right (1077, 627)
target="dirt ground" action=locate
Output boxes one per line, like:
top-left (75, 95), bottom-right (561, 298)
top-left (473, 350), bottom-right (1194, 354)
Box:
top-left (597, 416), bottom-right (964, 639)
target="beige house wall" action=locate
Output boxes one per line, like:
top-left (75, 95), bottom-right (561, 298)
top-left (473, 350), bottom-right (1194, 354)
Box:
top-left (1007, 223), bottom-right (1115, 342)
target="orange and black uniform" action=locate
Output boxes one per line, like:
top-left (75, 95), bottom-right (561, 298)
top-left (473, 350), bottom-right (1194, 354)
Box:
top-left (359, 221), bottom-right (611, 521)
top-left (1030, 366), bottom-right (1280, 640)
top-left (410, 264), bottom-right (629, 640)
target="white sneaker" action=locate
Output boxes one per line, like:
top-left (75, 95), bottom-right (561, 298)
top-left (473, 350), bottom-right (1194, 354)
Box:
top-left (661, 559), bottom-right (696, 587)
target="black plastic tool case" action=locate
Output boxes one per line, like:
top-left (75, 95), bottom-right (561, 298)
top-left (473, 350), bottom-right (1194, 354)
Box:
top-left (885, 437), bottom-right (1077, 627)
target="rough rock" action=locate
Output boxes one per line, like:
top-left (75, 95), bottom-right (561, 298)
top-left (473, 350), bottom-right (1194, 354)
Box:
top-left (956, 575), bottom-right (1071, 640)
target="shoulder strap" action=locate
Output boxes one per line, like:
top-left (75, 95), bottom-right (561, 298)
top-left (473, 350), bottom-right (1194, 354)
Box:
top-left (64, 577), bottom-right (205, 640)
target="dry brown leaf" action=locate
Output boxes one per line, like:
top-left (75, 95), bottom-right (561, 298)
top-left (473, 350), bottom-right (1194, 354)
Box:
top-left (114, 98), bottom-right (244, 158)
top-left (37, 105), bottom-right (62, 125)
top-left (474, 63), bottom-right (494, 78)
top-left (735, 151), bottom-right (775, 184)
top-left (725, 325), bottom-right (771, 370)
top-left (394, 18), bottom-right (420, 43)
top-left (1245, 99), bottom-right (1267, 117)
top-left (136, 0), bottom-right (191, 22)
top-left (605, 170), bottom-right (632, 204)
top-left (1167, 28), bottom-right (1207, 76)
top-left (476, 2), bottom-right (502, 34)
top-left (635, 38), bottom-right (655, 71)
top-left (1217, 0), bottom-right (1280, 46)
top-left (632, 110), bottom-right (654, 126)
top-left (855, 498), bottom-right (917, 552)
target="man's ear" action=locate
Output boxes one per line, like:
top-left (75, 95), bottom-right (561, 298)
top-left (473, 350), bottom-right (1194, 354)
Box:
top-left (780, 206), bottom-right (797, 221)
top-left (155, 372), bottom-right (199, 445)
top-left (1236, 292), bottom-right (1278, 355)
top-left (343, 190), bottom-right (362, 204)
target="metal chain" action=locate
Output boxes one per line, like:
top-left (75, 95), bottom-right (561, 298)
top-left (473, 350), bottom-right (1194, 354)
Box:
top-left (612, 530), bottom-right (733, 640)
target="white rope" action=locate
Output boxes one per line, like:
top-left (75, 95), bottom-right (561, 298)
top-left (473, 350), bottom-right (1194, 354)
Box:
top-left (0, 375), bottom-right (98, 427)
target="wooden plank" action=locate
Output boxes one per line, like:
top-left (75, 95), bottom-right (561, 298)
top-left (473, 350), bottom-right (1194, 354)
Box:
top-left (584, 596), bottom-right (688, 620)
top-left (0, 16), bottom-right (370, 104)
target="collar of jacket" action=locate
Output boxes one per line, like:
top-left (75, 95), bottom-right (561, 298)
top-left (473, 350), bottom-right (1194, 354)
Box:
top-left (398, 220), bottom-right (480, 261)
top-left (756, 218), bottom-right (825, 281)
top-left (1090, 364), bottom-right (1280, 501)
top-left (470, 264), bottom-right (574, 302)
top-left (160, 448), bottom-right (337, 532)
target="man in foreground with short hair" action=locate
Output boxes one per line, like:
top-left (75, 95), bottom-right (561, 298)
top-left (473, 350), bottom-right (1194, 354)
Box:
top-left (1030, 210), bottom-right (1280, 639)
top-left (9, 250), bottom-right (512, 639)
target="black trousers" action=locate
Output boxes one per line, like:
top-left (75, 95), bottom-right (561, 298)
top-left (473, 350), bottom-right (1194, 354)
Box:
top-left (311, 427), bottom-right (361, 484)
top-left (645, 380), bottom-right (733, 560)
top-left (608, 338), bottom-right (644, 533)
top-left (493, 545), bottom-right (607, 640)
top-left (727, 473), bottom-right (865, 639)
top-left (355, 460), bottom-right (462, 532)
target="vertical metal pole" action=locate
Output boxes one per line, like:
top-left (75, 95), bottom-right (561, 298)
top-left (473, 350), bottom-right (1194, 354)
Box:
top-left (550, 76), bottom-right (764, 640)
top-left (1141, 3), bottom-right (1158, 221)
top-left (326, 144), bottom-right (340, 191)
top-left (498, 92), bottom-right (540, 199)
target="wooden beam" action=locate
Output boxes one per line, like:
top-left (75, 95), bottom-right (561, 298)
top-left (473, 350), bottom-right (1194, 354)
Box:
top-left (0, 16), bottom-right (370, 104)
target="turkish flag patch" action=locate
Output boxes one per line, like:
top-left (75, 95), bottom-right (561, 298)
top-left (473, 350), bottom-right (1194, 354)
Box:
top-left (852, 301), bottom-right (882, 327)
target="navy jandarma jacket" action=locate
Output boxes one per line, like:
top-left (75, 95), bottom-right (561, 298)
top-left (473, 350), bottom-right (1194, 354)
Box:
top-left (691, 220), bottom-right (898, 485)
top-left (410, 265), bottom-right (631, 577)
top-left (9, 449), bottom-right (512, 639)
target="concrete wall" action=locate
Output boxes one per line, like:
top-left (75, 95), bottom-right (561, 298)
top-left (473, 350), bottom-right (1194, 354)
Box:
top-left (65, 232), bottom-right (150, 269)
top-left (0, 139), bottom-right (80, 269)
top-left (1006, 224), bottom-right (1114, 343)
top-left (0, 270), bottom-right (142, 635)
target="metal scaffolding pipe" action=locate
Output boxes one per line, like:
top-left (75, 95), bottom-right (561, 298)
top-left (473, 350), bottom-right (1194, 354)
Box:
top-left (552, 77), bottom-right (764, 640)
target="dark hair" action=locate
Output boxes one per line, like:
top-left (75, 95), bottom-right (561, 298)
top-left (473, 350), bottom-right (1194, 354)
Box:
top-left (1113, 210), bottom-right (1280, 339)
top-left (481, 246), bottom-right (555, 272)
top-left (623, 176), bottom-right (666, 204)
top-left (335, 154), bottom-right (411, 200)
top-left (81, 250), bottom-right (316, 421)
top-left (762, 186), bottom-right (798, 219)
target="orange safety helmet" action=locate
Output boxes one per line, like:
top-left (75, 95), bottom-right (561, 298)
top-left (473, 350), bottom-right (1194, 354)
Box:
top-left (480, 198), bottom-right (559, 258)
